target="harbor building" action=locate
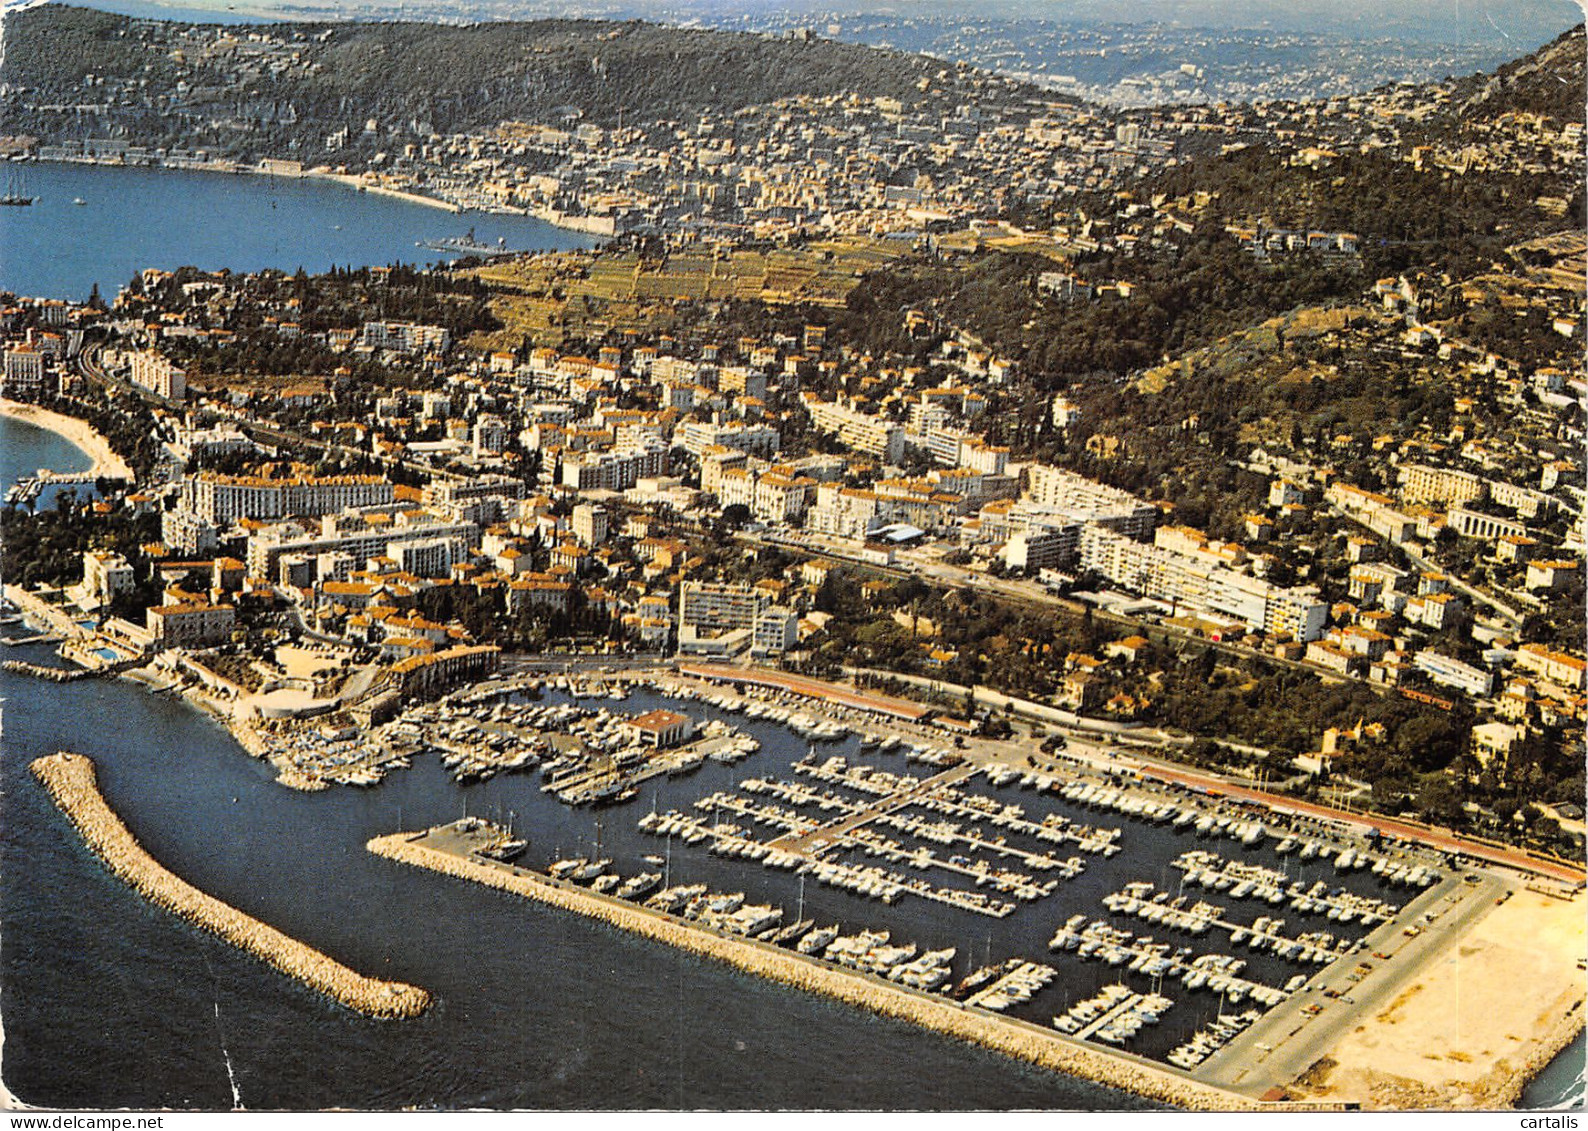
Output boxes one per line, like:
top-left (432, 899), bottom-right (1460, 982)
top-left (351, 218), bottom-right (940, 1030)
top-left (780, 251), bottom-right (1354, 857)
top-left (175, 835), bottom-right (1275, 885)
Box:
top-left (146, 601), bottom-right (235, 648)
top-left (623, 709), bottom-right (694, 747)
top-left (388, 644), bottom-right (500, 700)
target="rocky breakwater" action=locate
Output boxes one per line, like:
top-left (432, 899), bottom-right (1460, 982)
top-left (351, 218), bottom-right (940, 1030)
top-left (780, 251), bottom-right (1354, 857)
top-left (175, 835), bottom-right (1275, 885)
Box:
top-left (368, 831), bottom-right (1265, 1110)
top-left (3, 659), bottom-right (91, 681)
top-left (31, 752), bottom-right (431, 1020)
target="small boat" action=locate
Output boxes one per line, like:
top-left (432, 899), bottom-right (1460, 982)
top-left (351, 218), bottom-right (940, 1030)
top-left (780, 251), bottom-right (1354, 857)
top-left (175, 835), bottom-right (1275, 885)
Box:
top-left (72, 197), bottom-right (86, 206)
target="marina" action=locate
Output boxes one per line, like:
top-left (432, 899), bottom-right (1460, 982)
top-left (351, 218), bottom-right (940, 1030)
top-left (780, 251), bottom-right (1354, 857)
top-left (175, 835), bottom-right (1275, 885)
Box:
top-left (225, 662), bottom-right (1564, 1100)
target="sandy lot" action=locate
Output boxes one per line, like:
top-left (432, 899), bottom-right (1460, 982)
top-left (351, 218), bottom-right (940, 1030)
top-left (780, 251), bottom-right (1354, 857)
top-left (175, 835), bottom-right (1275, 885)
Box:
top-left (1292, 888), bottom-right (1587, 1108)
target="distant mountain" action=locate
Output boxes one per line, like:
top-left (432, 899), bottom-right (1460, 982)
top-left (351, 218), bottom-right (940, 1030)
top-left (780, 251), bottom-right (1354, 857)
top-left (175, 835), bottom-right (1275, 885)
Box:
top-left (0, 3), bottom-right (1028, 152)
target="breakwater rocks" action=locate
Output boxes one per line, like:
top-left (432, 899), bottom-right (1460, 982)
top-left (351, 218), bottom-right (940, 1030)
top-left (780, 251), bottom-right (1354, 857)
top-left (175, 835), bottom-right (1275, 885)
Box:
top-left (31, 752), bottom-right (431, 1020)
top-left (3, 659), bottom-right (91, 681)
top-left (368, 832), bottom-right (1264, 1111)
top-left (1492, 1002), bottom-right (1587, 1109)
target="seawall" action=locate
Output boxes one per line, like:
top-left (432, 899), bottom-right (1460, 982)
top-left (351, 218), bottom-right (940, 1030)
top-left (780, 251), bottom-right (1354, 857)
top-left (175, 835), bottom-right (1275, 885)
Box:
top-left (368, 832), bottom-right (1270, 1110)
top-left (32, 752), bottom-right (431, 1020)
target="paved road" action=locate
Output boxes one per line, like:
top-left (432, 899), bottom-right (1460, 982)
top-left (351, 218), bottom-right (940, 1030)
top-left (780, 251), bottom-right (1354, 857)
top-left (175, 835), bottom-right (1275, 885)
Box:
top-left (1202, 871), bottom-right (1508, 1097)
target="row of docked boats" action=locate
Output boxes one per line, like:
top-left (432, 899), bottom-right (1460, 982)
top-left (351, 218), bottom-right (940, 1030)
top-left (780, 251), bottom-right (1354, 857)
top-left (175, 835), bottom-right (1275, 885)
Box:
top-left (1172, 849), bottom-right (1402, 924)
top-left (1048, 916), bottom-right (1290, 1007)
top-left (963, 960), bottom-right (1057, 1012)
top-left (1166, 1008), bottom-right (1262, 1071)
top-left (545, 855), bottom-right (667, 901)
top-left (1052, 984), bottom-right (1175, 1047)
top-left (1102, 882), bottom-right (1220, 935)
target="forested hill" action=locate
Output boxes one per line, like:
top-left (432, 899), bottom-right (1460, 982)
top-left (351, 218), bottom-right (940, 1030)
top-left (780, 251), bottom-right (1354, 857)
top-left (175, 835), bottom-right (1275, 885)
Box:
top-left (0, 3), bottom-right (1025, 139)
top-left (1451, 22), bottom-right (1586, 125)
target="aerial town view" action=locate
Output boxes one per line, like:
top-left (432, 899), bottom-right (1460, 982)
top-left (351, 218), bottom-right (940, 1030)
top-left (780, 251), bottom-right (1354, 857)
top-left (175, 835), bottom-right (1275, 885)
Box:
top-left (0, 0), bottom-right (1583, 1117)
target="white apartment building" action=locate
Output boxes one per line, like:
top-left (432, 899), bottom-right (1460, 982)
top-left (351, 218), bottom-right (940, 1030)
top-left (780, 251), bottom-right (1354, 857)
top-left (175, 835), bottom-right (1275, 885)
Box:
top-left (1397, 463), bottom-right (1485, 507)
top-left (81, 550), bottom-right (135, 606)
top-left (677, 419), bottom-right (781, 458)
top-left (1412, 650), bottom-right (1494, 697)
top-left (801, 394), bottom-right (906, 463)
top-left (1024, 465), bottom-right (1157, 540)
top-left (388, 536), bottom-right (465, 578)
top-left (186, 472), bottom-right (394, 524)
top-left (572, 503), bottom-right (609, 547)
top-left (359, 321), bottom-right (450, 355)
top-left (129, 350), bottom-right (186, 400)
top-left (1078, 526), bottom-right (1326, 641)
top-left (246, 516), bottom-right (478, 583)
top-left (559, 443), bottom-right (668, 492)
top-left (807, 484), bottom-right (905, 541)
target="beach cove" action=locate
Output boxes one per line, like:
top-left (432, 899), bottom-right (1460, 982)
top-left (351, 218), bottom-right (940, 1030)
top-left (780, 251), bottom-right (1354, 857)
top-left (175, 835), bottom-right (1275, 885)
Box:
top-left (1, 399), bottom-right (132, 482)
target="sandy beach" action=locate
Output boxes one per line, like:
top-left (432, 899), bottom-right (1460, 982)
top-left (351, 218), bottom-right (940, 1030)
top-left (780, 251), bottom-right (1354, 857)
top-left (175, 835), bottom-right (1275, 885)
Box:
top-left (305, 170), bottom-right (462, 213)
top-left (1, 399), bottom-right (133, 481)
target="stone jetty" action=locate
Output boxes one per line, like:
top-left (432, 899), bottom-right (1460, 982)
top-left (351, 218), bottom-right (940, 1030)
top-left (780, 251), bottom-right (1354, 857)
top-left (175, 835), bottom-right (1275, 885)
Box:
top-left (32, 752), bottom-right (431, 1020)
top-left (3, 659), bottom-right (90, 681)
top-left (369, 830), bottom-right (1273, 1110)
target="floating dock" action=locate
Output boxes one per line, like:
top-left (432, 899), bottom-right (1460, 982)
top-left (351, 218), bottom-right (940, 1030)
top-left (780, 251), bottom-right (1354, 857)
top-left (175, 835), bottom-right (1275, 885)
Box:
top-left (31, 752), bottom-right (431, 1020)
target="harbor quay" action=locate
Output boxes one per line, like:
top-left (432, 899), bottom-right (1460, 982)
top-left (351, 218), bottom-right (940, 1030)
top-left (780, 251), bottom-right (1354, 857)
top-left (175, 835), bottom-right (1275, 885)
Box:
top-left (30, 752), bottom-right (432, 1021)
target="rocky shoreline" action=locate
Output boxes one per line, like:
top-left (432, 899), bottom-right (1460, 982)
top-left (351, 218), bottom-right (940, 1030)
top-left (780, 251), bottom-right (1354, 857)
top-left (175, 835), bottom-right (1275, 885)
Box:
top-left (368, 831), bottom-right (1284, 1111)
top-left (32, 752), bottom-right (431, 1020)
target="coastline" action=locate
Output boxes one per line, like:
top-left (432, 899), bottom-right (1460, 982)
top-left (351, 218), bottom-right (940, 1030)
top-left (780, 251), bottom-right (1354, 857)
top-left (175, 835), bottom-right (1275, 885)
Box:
top-left (31, 751), bottom-right (432, 1020)
top-left (31, 154), bottom-right (609, 238)
top-left (368, 830), bottom-right (1280, 1112)
top-left (1, 399), bottom-right (133, 481)
top-left (303, 170), bottom-right (461, 213)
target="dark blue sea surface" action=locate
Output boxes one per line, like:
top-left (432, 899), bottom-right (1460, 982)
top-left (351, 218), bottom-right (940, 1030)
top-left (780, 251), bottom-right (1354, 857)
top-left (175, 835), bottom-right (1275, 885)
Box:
top-left (0, 161), bottom-right (596, 302)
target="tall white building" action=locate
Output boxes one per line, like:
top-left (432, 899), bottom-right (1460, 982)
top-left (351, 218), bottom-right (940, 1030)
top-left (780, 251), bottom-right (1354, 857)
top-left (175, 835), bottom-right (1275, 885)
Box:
top-left (1078, 526), bottom-right (1326, 642)
top-left (1024, 465), bottom-right (1157, 540)
top-left (129, 350), bottom-right (186, 400)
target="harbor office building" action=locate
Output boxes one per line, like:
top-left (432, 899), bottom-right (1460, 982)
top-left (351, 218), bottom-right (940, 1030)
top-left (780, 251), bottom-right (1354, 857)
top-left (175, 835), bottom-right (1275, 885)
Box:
top-left (624, 709), bottom-right (694, 748)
